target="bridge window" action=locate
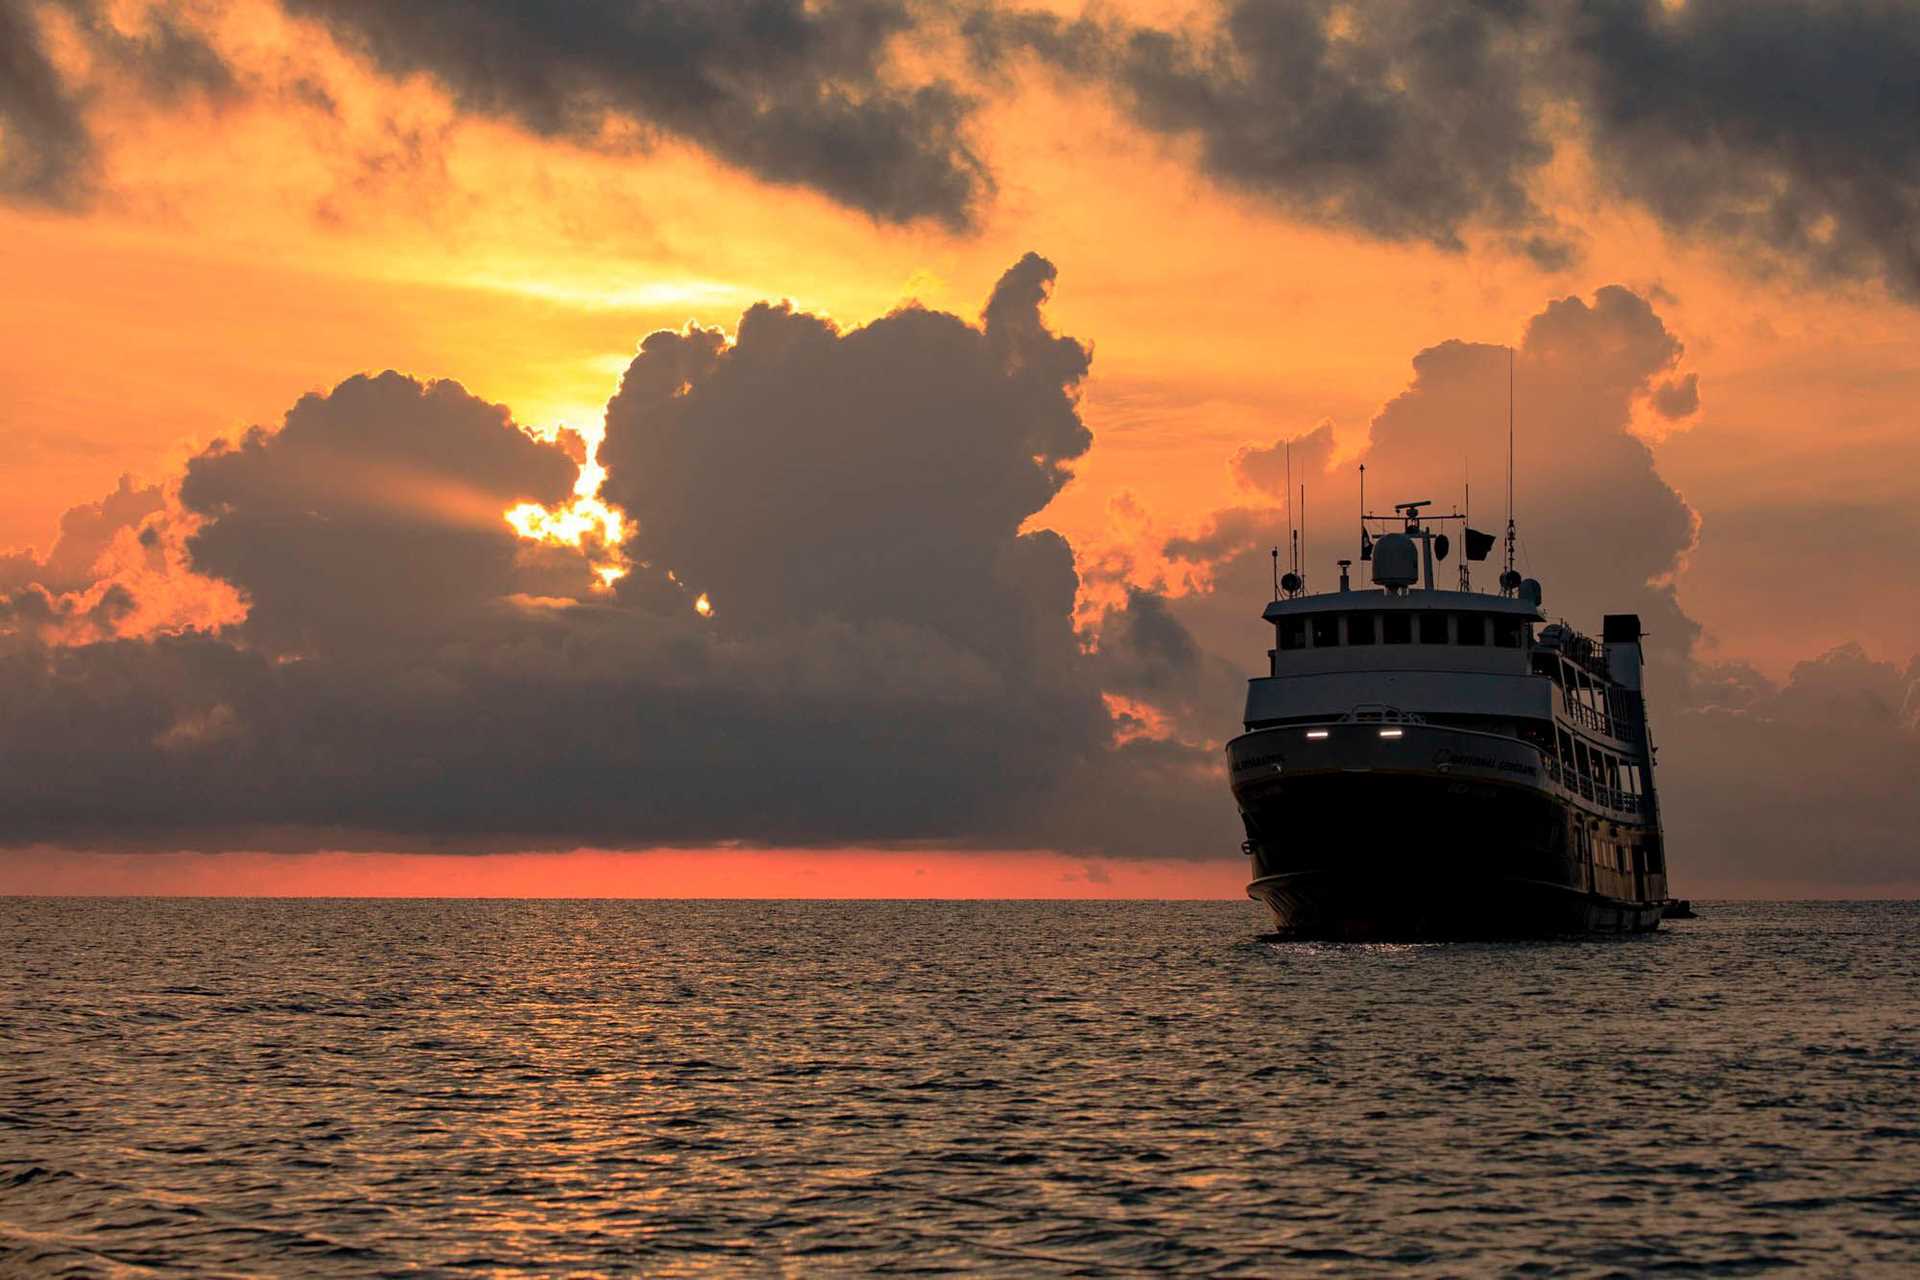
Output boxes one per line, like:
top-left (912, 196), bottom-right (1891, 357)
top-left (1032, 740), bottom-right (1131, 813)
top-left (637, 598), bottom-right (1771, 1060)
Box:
top-left (1455, 613), bottom-right (1485, 645)
top-left (1492, 615), bottom-right (1522, 648)
top-left (1346, 612), bottom-right (1376, 645)
top-left (1312, 613), bottom-right (1340, 647)
top-left (1278, 617), bottom-right (1306, 651)
top-left (1420, 612), bottom-right (1449, 644)
top-left (1382, 612), bottom-right (1413, 644)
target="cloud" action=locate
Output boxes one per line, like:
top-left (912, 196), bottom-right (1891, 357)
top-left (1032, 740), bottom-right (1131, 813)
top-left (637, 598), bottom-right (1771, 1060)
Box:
top-left (1161, 285), bottom-right (1703, 706)
top-left (971, 1), bottom-right (1556, 253)
top-left (973, 0), bottom-right (1920, 299)
top-left (0, 473), bottom-right (163, 595)
top-left (1664, 645), bottom-right (1920, 890)
top-left (1652, 373), bottom-right (1699, 420)
top-left (179, 370), bottom-right (580, 652)
top-left (0, 0), bottom-right (99, 207)
top-left (282, 0), bottom-right (991, 229)
top-left (0, 0), bottom-right (239, 209)
top-left (1570, 0), bottom-right (1920, 300)
top-left (1230, 420), bottom-right (1336, 500)
top-left (0, 257), bottom-right (1237, 860)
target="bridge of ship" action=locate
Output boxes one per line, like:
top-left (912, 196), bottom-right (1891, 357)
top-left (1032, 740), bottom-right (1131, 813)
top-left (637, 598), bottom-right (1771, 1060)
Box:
top-left (1244, 589), bottom-right (1654, 820)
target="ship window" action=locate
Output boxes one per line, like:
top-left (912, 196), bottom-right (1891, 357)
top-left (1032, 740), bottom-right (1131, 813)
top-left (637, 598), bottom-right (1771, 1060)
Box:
top-left (1419, 612), bottom-right (1448, 644)
top-left (1346, 612), bottom-right (1376, 645)
top-left (1455, 613), bottom-right (1485, 645)
top-left (1278, 617), bottom-right (1306, 651)
top-left (1382, 612), bottom-right (1413, 644)
top-left (1311, 613), bottom-right (1340, 647)
top-left (1557, 728), bottom-right (1576, 769)
top-left (1492, 616), bottom-right (1522, 648)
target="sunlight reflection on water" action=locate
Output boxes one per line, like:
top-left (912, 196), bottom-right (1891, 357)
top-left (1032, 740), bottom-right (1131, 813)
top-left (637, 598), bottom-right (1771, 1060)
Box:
top-left (2, 899), bottom-right (1917, 1275)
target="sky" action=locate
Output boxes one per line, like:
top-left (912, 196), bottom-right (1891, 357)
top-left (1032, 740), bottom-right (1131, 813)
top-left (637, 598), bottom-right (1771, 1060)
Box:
top-left (1, 0), bottom-right (1916, 898)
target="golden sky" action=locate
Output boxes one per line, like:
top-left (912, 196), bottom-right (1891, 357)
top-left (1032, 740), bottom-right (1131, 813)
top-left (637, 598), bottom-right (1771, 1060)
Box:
top-left (4, 0), bottom-right (1917, 895)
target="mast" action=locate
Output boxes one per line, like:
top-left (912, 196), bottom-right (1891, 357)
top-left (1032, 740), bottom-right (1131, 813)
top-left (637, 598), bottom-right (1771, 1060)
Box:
top-left (1504, 345), bottom-right (1518, 593)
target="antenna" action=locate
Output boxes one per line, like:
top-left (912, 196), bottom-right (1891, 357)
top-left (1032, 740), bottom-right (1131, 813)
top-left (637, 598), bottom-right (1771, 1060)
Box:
top-left (1270, 546), bottom-right (1280, 601)
top-left (1300, 484), bottom-right (1308, 594)
top-left (1504, 345), bottom-right (1518, 592)
top-left (1285, 443), bottom-right (1296, 577)
top-left (1462, 482), bottom-right (1472, 591)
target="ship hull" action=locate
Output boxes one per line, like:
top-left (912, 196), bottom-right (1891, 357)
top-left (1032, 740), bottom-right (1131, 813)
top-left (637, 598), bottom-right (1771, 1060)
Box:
top-left (1247, 867), bottom-right (1663, 940)
top-left (1230, 725), bottom-right (1664, 941)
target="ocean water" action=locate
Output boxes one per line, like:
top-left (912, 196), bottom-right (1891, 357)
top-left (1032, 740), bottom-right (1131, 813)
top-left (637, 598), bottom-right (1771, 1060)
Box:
top-left (2, 899), bottom-right (1916, 1277)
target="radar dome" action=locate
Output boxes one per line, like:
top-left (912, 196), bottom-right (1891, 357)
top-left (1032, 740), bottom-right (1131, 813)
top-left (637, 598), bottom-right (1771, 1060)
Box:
top-left (1370, 532), bottom-right (1419, 588)
top-left (1519, 578), bottom-right (1543, 607)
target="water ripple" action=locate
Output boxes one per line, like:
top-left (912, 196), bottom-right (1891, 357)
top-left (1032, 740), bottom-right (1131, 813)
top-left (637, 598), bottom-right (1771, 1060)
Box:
top-left (2, 899), bottom-right (1918, 1276)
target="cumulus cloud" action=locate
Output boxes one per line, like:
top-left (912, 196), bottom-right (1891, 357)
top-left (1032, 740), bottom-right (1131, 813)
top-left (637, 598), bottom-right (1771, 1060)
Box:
top-left (0, 474), bottom-right (163, 595)
top-left (1229, 420), bottom-right (1336, 500)
top-left (1664, 645), bottom-right (1920, 891)
top-left (179, 371), bottom-right (580, 652)
top-left (1161, 285), bottom-right (1702, 707)
top-left (1132, 279), bottom-right (1920, 894)
top-left (0, 257), bottom-right (1237, 860)
top-left (283, 0), bottom-right (991, 229)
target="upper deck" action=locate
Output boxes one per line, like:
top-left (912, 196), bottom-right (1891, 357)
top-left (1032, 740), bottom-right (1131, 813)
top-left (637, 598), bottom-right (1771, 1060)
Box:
top-left (1247, 588), bottom-right (1550, 727)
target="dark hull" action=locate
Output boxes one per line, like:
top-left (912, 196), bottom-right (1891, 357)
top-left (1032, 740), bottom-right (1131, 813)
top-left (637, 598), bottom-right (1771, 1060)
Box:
top-left (1248, 868), bottom-right (1664, 941)
top-left (1231, 734), bottom-right (1665, 941)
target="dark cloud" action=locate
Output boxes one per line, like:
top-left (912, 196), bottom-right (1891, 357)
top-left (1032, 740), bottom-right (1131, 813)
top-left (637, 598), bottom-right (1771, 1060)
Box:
top-left (969, 1), bottom-right (1559, 253)
top-left (974, 0), bottom-right (1920, 297)
top-left (283, 0), bottom-right (991, 229)
top-left (1652, 373), bottom-right (1699, 419)
top-left (1664, 645), bottom-right (1920, 890)
top-left (0, 0), bottom-right (240, 209)
top-left (0, 258), bottom-right (1237, 860)
top-left (0, 0), bottom-right (97, 207)
top-left (1571, 0), bottom-right (1920, 299)
top-left (180, 371), bottom-right (580, 653)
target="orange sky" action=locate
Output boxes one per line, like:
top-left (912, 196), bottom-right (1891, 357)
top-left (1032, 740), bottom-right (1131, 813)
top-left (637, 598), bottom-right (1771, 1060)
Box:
top-left (5, 0), bottom-right (1918, 896)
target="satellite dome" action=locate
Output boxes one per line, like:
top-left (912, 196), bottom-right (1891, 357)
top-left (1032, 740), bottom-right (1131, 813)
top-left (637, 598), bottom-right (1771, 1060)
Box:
top-left (1370, 532), bottom-right (1419, 589)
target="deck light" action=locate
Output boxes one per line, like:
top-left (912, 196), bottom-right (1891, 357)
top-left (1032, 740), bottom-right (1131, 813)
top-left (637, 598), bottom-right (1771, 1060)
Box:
top-left (1378, 728), bottom-right (1404, 739)
top-left (1306, 729), bottom-right (1330, 740)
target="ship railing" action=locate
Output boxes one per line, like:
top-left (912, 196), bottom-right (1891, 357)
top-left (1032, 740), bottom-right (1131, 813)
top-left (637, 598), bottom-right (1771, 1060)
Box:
top-left (1547, 765), bottom-right (1643, 816)
top-left (1563, 696), bottom-right (1613, 737)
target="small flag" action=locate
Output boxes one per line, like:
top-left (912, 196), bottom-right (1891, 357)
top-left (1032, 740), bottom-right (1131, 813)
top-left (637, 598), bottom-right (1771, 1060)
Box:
top-left (1464, 527), bottom-right (1497, 560)
top-left (1359, 528), bottom-right (1373, 561)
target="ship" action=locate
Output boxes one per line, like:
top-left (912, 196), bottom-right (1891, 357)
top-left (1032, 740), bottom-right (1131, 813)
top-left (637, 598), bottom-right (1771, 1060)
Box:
top-left (1226, 498), bottom-right (1671, 939)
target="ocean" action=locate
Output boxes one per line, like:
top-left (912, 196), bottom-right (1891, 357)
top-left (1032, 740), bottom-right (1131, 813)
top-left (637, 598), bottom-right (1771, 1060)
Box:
top-left (2, 899), bottom-right (1916, 1276)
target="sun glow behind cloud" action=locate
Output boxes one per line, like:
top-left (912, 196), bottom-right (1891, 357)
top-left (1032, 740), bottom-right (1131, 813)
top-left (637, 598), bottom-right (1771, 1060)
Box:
top-left (505, 418), bottom-right (630, 587)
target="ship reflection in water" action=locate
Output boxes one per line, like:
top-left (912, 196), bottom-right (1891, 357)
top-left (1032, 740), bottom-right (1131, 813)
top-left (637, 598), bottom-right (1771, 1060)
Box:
top-left (3, 898), bottom-right (1916, 1276)
top-left (1230, 490), bottom-right (1677, 939)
